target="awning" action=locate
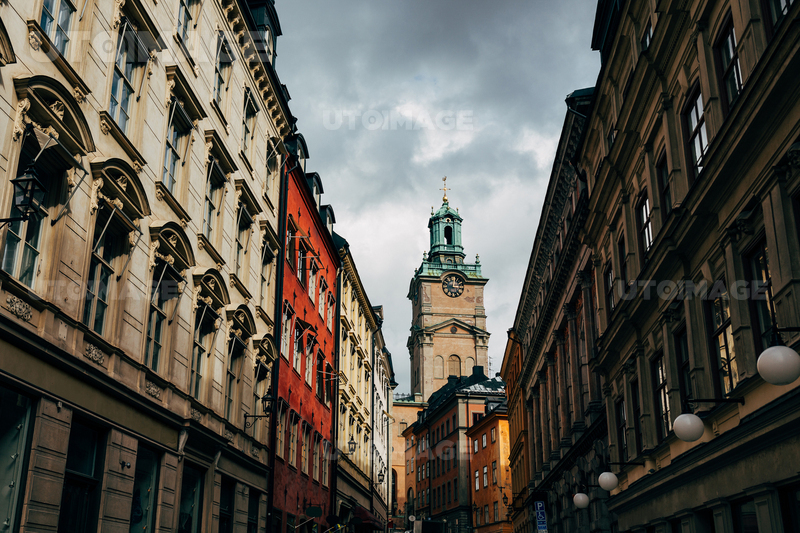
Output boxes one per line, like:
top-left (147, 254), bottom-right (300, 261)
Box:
top-left (351, 506), bottom-right (383, 530)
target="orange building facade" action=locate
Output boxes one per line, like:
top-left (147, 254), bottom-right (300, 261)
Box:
top-left (466, 399), bottom-right (512, 533)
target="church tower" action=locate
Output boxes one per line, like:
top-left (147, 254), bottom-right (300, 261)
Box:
top-left (407, 180), bottom-right (490, 401)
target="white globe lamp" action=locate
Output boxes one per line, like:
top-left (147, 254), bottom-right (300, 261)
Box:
top-left (757, 345), bottom-right (800, 385)
top-left (598, 472), bottom-right (619, 491)
top-left (573, 492), bottom-right (589, 509)
top-left (673, 413), bottom-right (705, 442)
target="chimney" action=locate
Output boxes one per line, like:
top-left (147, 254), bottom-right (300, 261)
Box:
top-left (472, 366), bottom-right (486, 379)
top-left (447, 375), bottom-right (459, 385)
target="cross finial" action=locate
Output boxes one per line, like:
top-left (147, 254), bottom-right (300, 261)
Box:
top-left (440, 176), bottom-right (449, 203)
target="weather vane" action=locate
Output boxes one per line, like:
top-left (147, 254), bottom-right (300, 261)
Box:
top-left (440, 176), bottom-right (449, 203)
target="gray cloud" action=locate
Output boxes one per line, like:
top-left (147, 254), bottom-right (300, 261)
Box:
top-left (275, 0), bottom-right (600, 393)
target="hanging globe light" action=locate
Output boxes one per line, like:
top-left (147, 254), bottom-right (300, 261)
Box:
top-left (757, 345), bottom-right (800, 385)
top-left (573, 492), bottom-right (589, 509)
top-left (673, 413), bottom-right (705, 442)
top-left (598, 472), bottom-right (619, 491)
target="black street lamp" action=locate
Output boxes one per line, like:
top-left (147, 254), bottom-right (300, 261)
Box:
top-left (243, 392), bottom-right (274, 428)
top-left (1, 167), bottom-right (47, 225)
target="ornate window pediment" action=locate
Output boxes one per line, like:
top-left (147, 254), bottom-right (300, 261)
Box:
top-left (90, 158), bottom-right (151, 222)
top-left (148, 221), bottom-right (195, 272)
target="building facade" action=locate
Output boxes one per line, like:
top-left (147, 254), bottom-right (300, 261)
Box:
top-left (506, 1), bottom-right (800, 532)
top-left (272, 137), bottom-right (339, 533)
top-left (503, 88), bottom-right (609, 533)
top-left (403, 368), bottom-right (506, 533)
top-left (0, 0), bottom-right (292, 530)
top-left (466, 398), bottom-right (512, 533)
top-left (390, 392), bottom-right (427, 532)
top-left (332, 234), bottom-right (395, 531)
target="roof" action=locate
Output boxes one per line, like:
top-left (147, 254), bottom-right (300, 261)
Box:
top-left (417, 367), bottom-right (506, 426)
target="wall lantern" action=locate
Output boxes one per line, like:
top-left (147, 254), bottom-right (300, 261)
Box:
top-left (573, 492), bottom-right (589, 509)
top-left (0, 168), bottom-right (48, 225)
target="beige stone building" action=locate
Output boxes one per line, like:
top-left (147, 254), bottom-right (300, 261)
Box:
top-left (333, 233), bottom-right (395, 531)
top-left (505, 1), bottom-right (800, 532)
top-left (0, 0), bottom-right (292, 530)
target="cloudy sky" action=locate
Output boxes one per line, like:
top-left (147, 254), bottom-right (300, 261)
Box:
top-left (274, 1), bottom-right (600, 394)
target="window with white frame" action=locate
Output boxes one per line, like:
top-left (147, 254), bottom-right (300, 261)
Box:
top-left (162, 100), bottom-right (192, 195)
top-left (110, 19), bottom-right (152, 135)
top-left (281, 303), bottom-right (293, 359)
top-left (40, 0), bottom-right (75, 56)
top-left (289, 414), bottom-right (298, 467)
top-left (234, 203), bottom-right (253, 279)
top-left (176, 0), bottom-right (198, 45)
top-left (241, 89), bottom-right (258, 158)
top-left (683, 84), bottom-right (707, 179)
top-left (225, 333), bottom-right (247, 423)
top-left (293, 324), bottom-right (303, 374)
top-left (213, 32), bottom-right (235, 108)
top-left (191, 298), bottom-right (221, 400)
top-left (145, 260), bottom-right (182, 373)
top-left (305, 337), bottom-right (314, 385)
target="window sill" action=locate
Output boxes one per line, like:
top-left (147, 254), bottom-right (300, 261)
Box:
top-left (155, 182), bottom-right (191, 226)
top-left (98, 111), bottom-right (146, 170)
top-left (197, 233), bottom-right (225, 267)
top-left (26, 20), bottom-right (92, 101)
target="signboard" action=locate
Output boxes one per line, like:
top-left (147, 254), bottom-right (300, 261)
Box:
top-left (534, 500), bottom-right (548, 533)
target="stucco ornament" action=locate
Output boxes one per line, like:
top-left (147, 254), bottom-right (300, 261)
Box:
top-left (145, 380), bottom-right (162, 399)
top-left (6, 296), bottom-right (32, 321)
top-left (84, 344), bottom-right (105, 365)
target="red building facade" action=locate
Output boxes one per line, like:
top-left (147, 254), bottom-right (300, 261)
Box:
top-left (270, 134), bottom-right (339, 533)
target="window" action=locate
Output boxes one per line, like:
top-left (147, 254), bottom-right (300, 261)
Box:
top-left (709, 280), bottom-right (739, 394)
top-left (305, 337), bottom-right (314, 385)
top-left (683, 84), bottom-right (708, 178)
top-left (641, 19), bottom-right (653, 52)
top-left (191, 298), bottom-right (220, 400)
top-left (202, 161), bottom-right (225, 242)
top-left (631, 379), bottom-right (643, 454)
top-left (616, 398), bottom-right (628, 462)
top-left (179, 464), bottom-right (204, 533)
top-left (715, 16), bottom-right (742, 112)
top-left (491, 427), bottom-right (496, 442)
top-left (483, 465), bottom-right (488, 487)
top-left (252, 362), bottom-right (269, 437)
top-left (130, 444), bottom-right (159, 533)
top-left (446, 420), bottom-right (450, 435)
top-left (474, 439), bottom-right (478, 453)
top-left (247, 489), bottom-right (261, 533)
top-left (675, 326), bottom-right (693, 402)
top-left (294, 325), bottom-right (303, 374)
top-left (276, 406), bottom-right (286, 459)
top-left (482, 434), bottom-right (487, 448)
top-left (732, 498), bottom-right (760, 533)
top-left (316, 354), bottom-right (325, 399)
top-left (325, 363), bottom-right (334, 406)
top-left (749, 241), bottom-right (774, 352)
top-left (763, 0), bottom-right (795, 36)
top-left (219, 477), bottom-right (235, 533)
top-left (110, 20), bottom-right (150, 135)
top-left (82, 213), bottom-right (119, 335)
top-left (176, 0), bottom-right (196, 44)
top-left (241, 89), bottom-right (258, 157)
top-left (145, 261), bottom-right (182, 373)
top-left (260, 242), bottom-right (274, 309)
top-left (318, 279), bottom-right (327, 318)
top-left (40, 0), bottom-right (75, 55)
top-left (656, 150), bottom-right (671, 219)
top-left (618, 231), bottom-right (627, 282)
top-left (492, 461), bottom-right (497, 484)
top-left (639, 191), bottom-right (653, 254)
top-left (313, 436), bottom-right (320, 481)
top-left (605, 262), bottom-right (615, 315)
top-left (281, 304), bottom-right (293, 359)
top-left (213, 32), bottom-right (234, 108)
top-left (308, 264), bottom-right (317, 303)
top-left (59, 421), bottom-right (104, 532)
top-left (234, 204), bottom-right (254, 279)
top-left (225, 335), bottom-right (246, 422)
top-left (297, 248), bottom-right (307, 284)
top-left (302, 428), bottom-right (310, 474)
top-left (484, 505), bottom-right (489, 524)
top-left (162, 100), bottom-right (192, 194)
top-left (475, 470), bottom-right (479, 491)
top-left (652, 352), bottom-right (671, 441)
top-left (289, 415), bottom-right (298, 467)
top-left (494, 501), bottom-right (499, 522)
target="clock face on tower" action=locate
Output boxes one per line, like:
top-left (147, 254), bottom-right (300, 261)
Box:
top-left (442, 275), bottom-right (464, 298)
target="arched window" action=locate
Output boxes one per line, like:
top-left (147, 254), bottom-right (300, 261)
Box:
top-left (444, 225), bottom-right (453, 244)
top-left (466, 357), bottom-right (475, 372)
top-left (434, 356), bottom-right (444, 379)
top-left (448, 355), bottom-right (461, 377)
top-left (190, 268), bottom-right (229, 400)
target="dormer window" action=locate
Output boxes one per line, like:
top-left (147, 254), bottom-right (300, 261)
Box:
top-left (298, 146), bottom-right (306, 173)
